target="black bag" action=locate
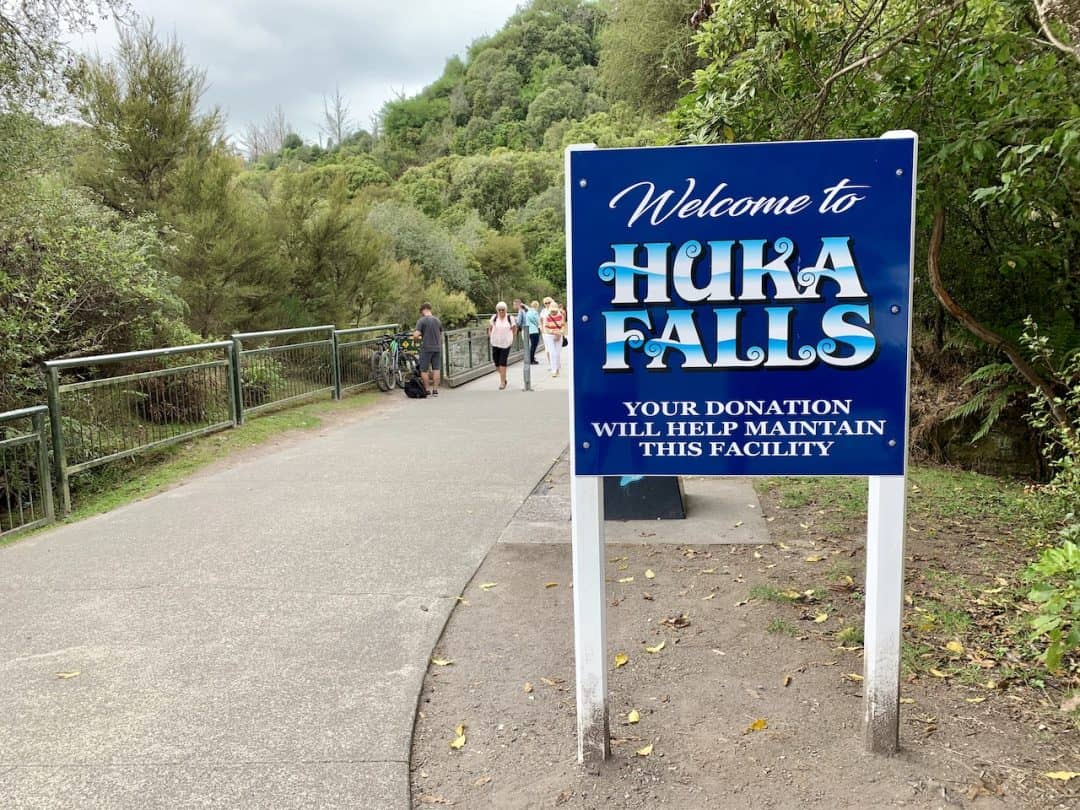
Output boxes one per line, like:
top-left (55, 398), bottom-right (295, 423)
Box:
top-left (562, 335), bottom-right (569, 347)
top-left (403, 374), bottom-right (428, 399)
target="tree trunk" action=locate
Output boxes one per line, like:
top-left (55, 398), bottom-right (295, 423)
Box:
top-left (926, 208), bottom-right (1076, 441)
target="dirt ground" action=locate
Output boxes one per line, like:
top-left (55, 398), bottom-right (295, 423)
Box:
top-left (409, 476), bottom-right (1078, 809)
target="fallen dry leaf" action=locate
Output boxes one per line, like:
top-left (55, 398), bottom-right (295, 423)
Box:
top-left (745, 718), bottom-right (768, 733)
top-left (804, 555), bottom-right (825, 563)
top-left (734, 520), bottom-right (744, 528)
top-left (474, 775), bottom-right (492, 787)
top-left (523, 682), bottom-right (533, 694)
top-left (617, 576), bottom-right (634, 584)
top-left (1043, 772), bottom-right (1079, 782)
top-left (900, 697), bottom-right (915, 704)
top-left (645, 641), bottom-right (665, 654)
top-left (627, 709), bottom-right (640, 724)
top-left (701, 593), bottom-right (717, 601)
top-left (965, 697), bottom-right (986, 704)
top-left (540, 677), bottom-right (564, 688)
top-left (450, 723), bottom-right (466, 750)
top-left (614, 652), bottom-right (629, 668)
top-left (54, 671), bottom-right (80, 680)
top-left (544, 582), bottom-right (558, 588)
top-left (843, 673), bottom-right (864, 682)
top-left (946, 640), bottom-right (964, 655)
top-left (660, 614), bottom-right (691, 629)
top-left (635, 743), bottom-right (653, 757)
top-left (644, 569), bottom-right (656, 579)
top-left (431, 658), bottom-right (454, 667)
top-left (929, 668), bottom-right (949, 679)
top-left (813, 613), bottom-right (828, 623)
top-left (479, 582), bottom-right (497, 592)
top-left (782, 675), bottom-right (792, 687)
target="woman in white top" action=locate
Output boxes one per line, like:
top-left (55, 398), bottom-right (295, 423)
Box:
top-left (541, 300), bottom-right (566, 376)
top-left (487, 301), bottom-right (517, 390)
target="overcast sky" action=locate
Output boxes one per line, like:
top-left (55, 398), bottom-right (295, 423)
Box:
top-left (75, 0), bottom-right (524, 142)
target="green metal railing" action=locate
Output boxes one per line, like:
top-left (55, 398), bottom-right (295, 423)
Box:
top-left (334, 323), bottom-right (399, 397)
top-left (6, 317), bottom-right (520, 532)
top-left (443, 320), bottom-right (526, 387)
top-left (0, 405), bottom-right (54, 537)
top-left (232, 326), bottom-right (336, 424)
top-left (43, 342), bottom-right (236, 514)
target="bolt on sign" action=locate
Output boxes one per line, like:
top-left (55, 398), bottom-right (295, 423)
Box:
top-left (564, 134), bottom-right (917, 763)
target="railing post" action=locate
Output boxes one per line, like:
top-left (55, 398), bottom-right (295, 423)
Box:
top-left (44, 365), bottom-right (70, 515)
top-left (442, 332), bottom-right (450, 380)
top-left (330, 328), bottom-right (342, 400)
top-left (32, 409), bottom-right (55, 522)
top-left (467, 329), bottom-right (474, 369)
top-left (231, 336), bottom-right (245, 426)
top-left (224, 343), bottom-right (239, 428)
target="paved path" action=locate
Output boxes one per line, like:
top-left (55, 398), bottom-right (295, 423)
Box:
top-left (0, 361), bottom-right (570, 809)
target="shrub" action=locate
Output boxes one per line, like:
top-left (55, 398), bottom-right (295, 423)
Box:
top-left (241, 359), bottom-right (285, 407)
top-left (131, 373), bottom-right (212, 425)
top-left (1026, 541), bottom-right (1080, 672)
top-left (1021, 319), bottom-right (1080, 671)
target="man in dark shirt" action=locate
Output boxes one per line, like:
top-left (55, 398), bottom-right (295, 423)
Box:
top-left (413, 302), bottom-right (443, 396)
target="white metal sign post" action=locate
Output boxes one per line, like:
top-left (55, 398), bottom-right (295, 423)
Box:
top-left (565, 144), bottom-right (610, 763)
top-left (565, 134), bottom-right (917, 763)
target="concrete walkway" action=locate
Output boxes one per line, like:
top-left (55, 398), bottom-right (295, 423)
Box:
top-left (0, 361), bottom-right (570, 809)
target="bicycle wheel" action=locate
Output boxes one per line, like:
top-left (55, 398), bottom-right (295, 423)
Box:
top-left (371, 349), bottom-right (392, 392)
top-left (393, 352), bottom-right (415, 388)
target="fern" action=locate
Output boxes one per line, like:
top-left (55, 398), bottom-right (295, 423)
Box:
top-left (947, 362), bottom-right (1026, 442)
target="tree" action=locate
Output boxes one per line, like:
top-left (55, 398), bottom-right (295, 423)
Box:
top-left (0, 0), bottom-right (130, 112)
top-left (0, 171), bottom-right (188, 411)
top-left (164, 148), bottom-right (284, 336)
top-left (676, 0), bottom-right (1080, 442)
top-left (75, 19), bottom-right (222, 215)
top-left (598, 0), bottom-right (701, 114)
top-left (321, 83), bottom-right (353, 148)
top-left (241, 104), bottom-right (291, 161)
top-left (473, 233), bottom-right (529, 307)
top-left (271, 170), bottom-right (392, 326)
top-left (366, 200), bottom-right (471, 291)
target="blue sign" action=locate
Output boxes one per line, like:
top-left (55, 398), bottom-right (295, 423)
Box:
top-left (567, 136), bottom-right (917, 477)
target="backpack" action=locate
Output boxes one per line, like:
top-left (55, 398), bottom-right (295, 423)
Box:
top-left (403, 374), bottom-right (428, 399)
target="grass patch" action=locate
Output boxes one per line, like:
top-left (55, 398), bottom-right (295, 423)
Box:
top-left (836, 625), bottom-right (863, 646)
top-left (764, 475), bottom-right (866, 516)
top-left (750, 584), bottom-right (799, 603)
top-left (2, 392), bottom-right (378, 547)
top-left (767, 617), bottom-right (798, 636)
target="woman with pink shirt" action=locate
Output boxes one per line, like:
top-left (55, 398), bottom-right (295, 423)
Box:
top-left (487, 301), bottom-right (517, 390)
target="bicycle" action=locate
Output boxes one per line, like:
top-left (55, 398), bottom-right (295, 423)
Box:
top-left (371, 332), bottom-right (418, 392)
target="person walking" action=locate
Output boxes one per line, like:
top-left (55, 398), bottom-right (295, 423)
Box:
top-left (526, 300), bottom-right (542, 364)
top-left (487, 301), bottom-right (517, 390)
top-left (413, 302), bottom-right (442, 396)
top-left (542, 299), bottom-right (566, 377)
